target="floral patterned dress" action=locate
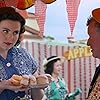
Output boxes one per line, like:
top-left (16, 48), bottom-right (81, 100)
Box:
top-left (0, 47), bottom-right (38, 100)
top-left (44, 77), bottom-right (68, 100)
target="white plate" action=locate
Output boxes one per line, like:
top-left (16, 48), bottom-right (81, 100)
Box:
top-left (29, 83), bottom-right (49, 89)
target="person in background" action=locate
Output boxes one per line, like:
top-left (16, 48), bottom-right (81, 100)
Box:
top-left (42, 56), bottom-right (82, 100)
top-left (0, 6), bottom-right (43, 100)
top-left (43, 56), bottom-right (69, 100)
top-left (86, 8), bottom-right (100, 99)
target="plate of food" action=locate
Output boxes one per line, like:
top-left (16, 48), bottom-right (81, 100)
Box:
top-left (9, 74), bottom-right (52, 89)
top-left (30, 83), bottom-right (49, 89)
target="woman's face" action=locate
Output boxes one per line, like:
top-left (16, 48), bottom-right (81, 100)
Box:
top-left (87, 20), bottom-right (100, 58)
top-left (0, 20), bottom-right (21, 51)
top-left (53, 60), bottom-right (62, 75)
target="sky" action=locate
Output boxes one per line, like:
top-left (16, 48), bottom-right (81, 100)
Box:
top-left (27, 0), bottom-right (100, 43)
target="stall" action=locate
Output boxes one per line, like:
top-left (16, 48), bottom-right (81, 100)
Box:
top-left (20, 40), bottom-right (100, 100)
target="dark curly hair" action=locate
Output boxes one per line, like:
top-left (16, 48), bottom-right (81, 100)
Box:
top-left (44, 56), bottom-right (61, 75)
top-left (86, 15), bottom-right (100, 26)
top-left (0, 7), bottom-right (25, 46)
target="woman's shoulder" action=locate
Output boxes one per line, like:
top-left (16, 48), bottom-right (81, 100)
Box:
top-left (11, 47), bottom-right (34, 60)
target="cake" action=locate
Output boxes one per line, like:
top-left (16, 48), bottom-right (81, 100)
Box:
top-left (20, 75), bottom-right (29, 86)
top-left (29, 75), bottom-right (37, 87)
top-left (10, 74), bottom-right (23, 86)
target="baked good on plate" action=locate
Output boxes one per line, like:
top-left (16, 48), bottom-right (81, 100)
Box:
top-left (36, 74), bottom-right (49, 85)
top-left (10, 74), bottom-right (23, 86)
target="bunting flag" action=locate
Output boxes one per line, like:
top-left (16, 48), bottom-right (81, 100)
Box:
top-left (0, 0), bottom-right (35, 10)
top-left (35, 0), bottom-right (47, 37)
top-left (0, 0), bottom-right (18, 7)
top-left (0, 0), bottom-right (28, 19)
top-left (66, 0), bottom-right (81, 36)
top-left (0, 0), bottom-right (6, 7)
top-left (5, 0), bottom-right (18, 7)
top-left (0, 0), bottom-right (55, 10)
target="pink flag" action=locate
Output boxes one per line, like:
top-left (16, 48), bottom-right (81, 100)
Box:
top-left (5, 0), bottom-right (18, 7)
top-left (66, 0), bottom-right (81, 36)
top-left (0, 0), bottom-right (18, 7)
top-left (0, 0), bottom-right (6, 7)
top-left (35, 0), bottom-right (47, 37)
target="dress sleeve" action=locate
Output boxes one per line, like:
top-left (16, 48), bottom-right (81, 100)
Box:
top-left (44, 85), bottom-right (51, 99)
top-left (16, 48), bottom-right (38, 74)
top-left (24, 48), bottom-right (38, 74)
top-left (61, 78), bottom-right (69, 92)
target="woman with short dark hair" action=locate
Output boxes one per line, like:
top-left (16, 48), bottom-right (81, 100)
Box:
top-left (43, 56), bottom-right (69, 100)
top-left (0, 7), bottom-right (43, 100)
